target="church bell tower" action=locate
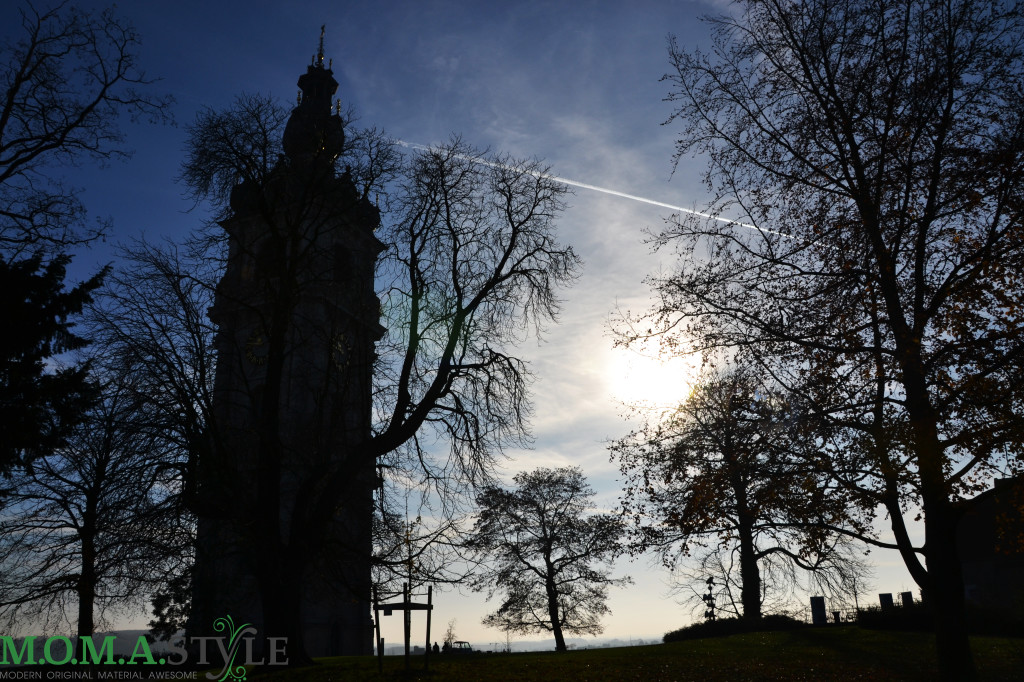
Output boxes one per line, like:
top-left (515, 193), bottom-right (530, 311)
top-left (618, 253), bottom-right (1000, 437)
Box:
top-left (191, 30), bottom-right (383, 657)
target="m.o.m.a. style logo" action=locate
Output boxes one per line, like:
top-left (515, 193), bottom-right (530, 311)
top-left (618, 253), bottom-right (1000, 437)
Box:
top-left (0, 616), bottom-right (287, 681)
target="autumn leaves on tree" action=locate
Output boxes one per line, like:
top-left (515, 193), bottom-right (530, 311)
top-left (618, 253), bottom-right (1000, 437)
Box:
top-left (615, 0), bottom-right (1024, 678)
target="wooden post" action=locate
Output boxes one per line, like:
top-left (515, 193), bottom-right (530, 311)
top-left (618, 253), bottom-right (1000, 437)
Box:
top-left (373, 585), bottom-right (434, 673)
top-left (373, 586), bottom-right (383, 674)
top-left (403, 582), bottom-right (411, 672)
top-left (424, 585), bottom-right (433, 671)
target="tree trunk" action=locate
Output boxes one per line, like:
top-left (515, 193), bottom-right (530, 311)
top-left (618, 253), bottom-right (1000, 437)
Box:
top-left (731, 458), bottom-right (761, 621)
top-left (544, 566), bottom-right (566, 652)
top-left (75, 535), bottom-right (97, 662)
top-left (880, 487), bottom-right (929, 588)
top-left (902, 369), bottom-right (975, 680)
top-left (550, 608), bottom-right (566, 653)
top-left (919, 473), bottom-right (974, 680)
top-left (737, 518), bottom-right (762, 620)
top-left (872, 231), bottom-right (976, 680)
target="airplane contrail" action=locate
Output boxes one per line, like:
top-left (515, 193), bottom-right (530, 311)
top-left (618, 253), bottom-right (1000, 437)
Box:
top-left (395, 139), bottom-right (780, 235)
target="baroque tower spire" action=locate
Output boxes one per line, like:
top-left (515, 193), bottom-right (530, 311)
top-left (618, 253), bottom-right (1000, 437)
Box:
top-left (282, 25), bottom-right (343, 166)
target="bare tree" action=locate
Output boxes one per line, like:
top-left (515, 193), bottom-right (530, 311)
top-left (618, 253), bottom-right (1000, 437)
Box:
top-left (371, 137), bottom-right (579, 478)
top-left (0, 1), bottom-right (170, 474)
top-left (613, 366), bottom-right (869, 620)
top-left (88, 241), bottom-right (219, 645)
top-left (0, 1), bottom-right (170, 250)
top-left (89, 240), bottom-right (221, 511)
top-left (443, 618), bottom-right (457, 649)
top-left (371, 486), bottom-right (474, 602)
top-left (0, 361), bottom-right (191, 653)
top-left (625, 0), bottom-right (1024, 676)
top-left (467, 467), bottom-right (630, 653)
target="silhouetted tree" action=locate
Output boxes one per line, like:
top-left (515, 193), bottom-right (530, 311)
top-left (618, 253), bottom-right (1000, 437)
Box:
top-left (625, 0), bottom-right (1024, 676)
top-left (0, 363), bottom-right (192, 652)
top-left (148, 568), bottom-right (192, 643)
top-left (443, 618), bottom-right (457, 649)
top-left (0, 255), bottom-right (105, 474)
top-left (371, 502), bottom-right (472, 604)
top-left (467, 467), bottom-right (630, 652)
top-left (613, 366), bottom-right (870, 620)
top-left (0, 1), bottom-right (170, 474)
top-left (90, 241), bottom-right (220, 507)
top-left (0, 1), bottom-right (169, 250)
top-left (89, 241), bottom-right (221, 646)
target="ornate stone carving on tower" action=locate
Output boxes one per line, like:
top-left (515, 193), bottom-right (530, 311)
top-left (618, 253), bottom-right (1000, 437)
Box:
top-left (191, 29), bottom-right (383, 657)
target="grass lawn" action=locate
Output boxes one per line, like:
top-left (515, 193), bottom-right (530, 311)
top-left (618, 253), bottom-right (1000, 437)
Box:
top-left (250, 627), bottom-right (1024, 681)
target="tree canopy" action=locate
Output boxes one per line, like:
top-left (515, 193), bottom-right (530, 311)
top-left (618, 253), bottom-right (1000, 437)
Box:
top-left (0, 364), bottom-right (191, 642)
top-left (467, 466), bottom-right (630, 652)
top-left (613, 366), bottom-right (870, 620)
top-left (620, 0), bottom-right (1024, 676)
top-left (0, 254), bottom-right (104, 474)
top-left (1, 2), bottom-right (170, 250)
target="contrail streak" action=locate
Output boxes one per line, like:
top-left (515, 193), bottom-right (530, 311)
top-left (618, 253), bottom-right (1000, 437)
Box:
top-left (543, 175), bottom-right (759, 230)
top-left (395, 140), bottom-right (780, 236)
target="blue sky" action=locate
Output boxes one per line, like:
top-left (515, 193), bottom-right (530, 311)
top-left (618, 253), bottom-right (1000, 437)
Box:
top-left (6, 0), bottom-right (918, 646)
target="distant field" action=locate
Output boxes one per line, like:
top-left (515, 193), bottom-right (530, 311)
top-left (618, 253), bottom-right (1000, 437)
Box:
top-left (253, 627), bottom-right (1024, 681)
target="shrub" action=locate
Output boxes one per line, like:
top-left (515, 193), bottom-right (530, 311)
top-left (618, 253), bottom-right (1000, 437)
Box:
top-left (663, 614), bottom-right (806, 643)
top-left (856, 603), bottom-right (931, 632)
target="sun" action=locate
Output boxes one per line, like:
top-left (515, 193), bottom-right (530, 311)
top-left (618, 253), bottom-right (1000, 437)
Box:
top-left (607, 339), bottom-right (698, 408)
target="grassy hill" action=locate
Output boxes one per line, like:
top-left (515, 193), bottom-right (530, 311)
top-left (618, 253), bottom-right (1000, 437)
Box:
top-left (252, 627), bottom-right (1024, 681)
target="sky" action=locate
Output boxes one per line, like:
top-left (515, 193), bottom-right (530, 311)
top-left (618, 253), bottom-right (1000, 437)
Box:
top-left (5, 0), bottom-right (920, 648)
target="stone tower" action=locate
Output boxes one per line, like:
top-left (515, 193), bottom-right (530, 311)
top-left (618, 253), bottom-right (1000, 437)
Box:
top-left (191, 35), bottom-right (382, 657)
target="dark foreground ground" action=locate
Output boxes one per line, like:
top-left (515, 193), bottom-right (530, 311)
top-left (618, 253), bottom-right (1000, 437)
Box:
top-left (251, 627), bottom-right (1024, 681)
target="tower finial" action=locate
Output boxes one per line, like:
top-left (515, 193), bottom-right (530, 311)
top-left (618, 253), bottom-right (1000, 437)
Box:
top-left (317, 24), bottom-right (326, 67)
